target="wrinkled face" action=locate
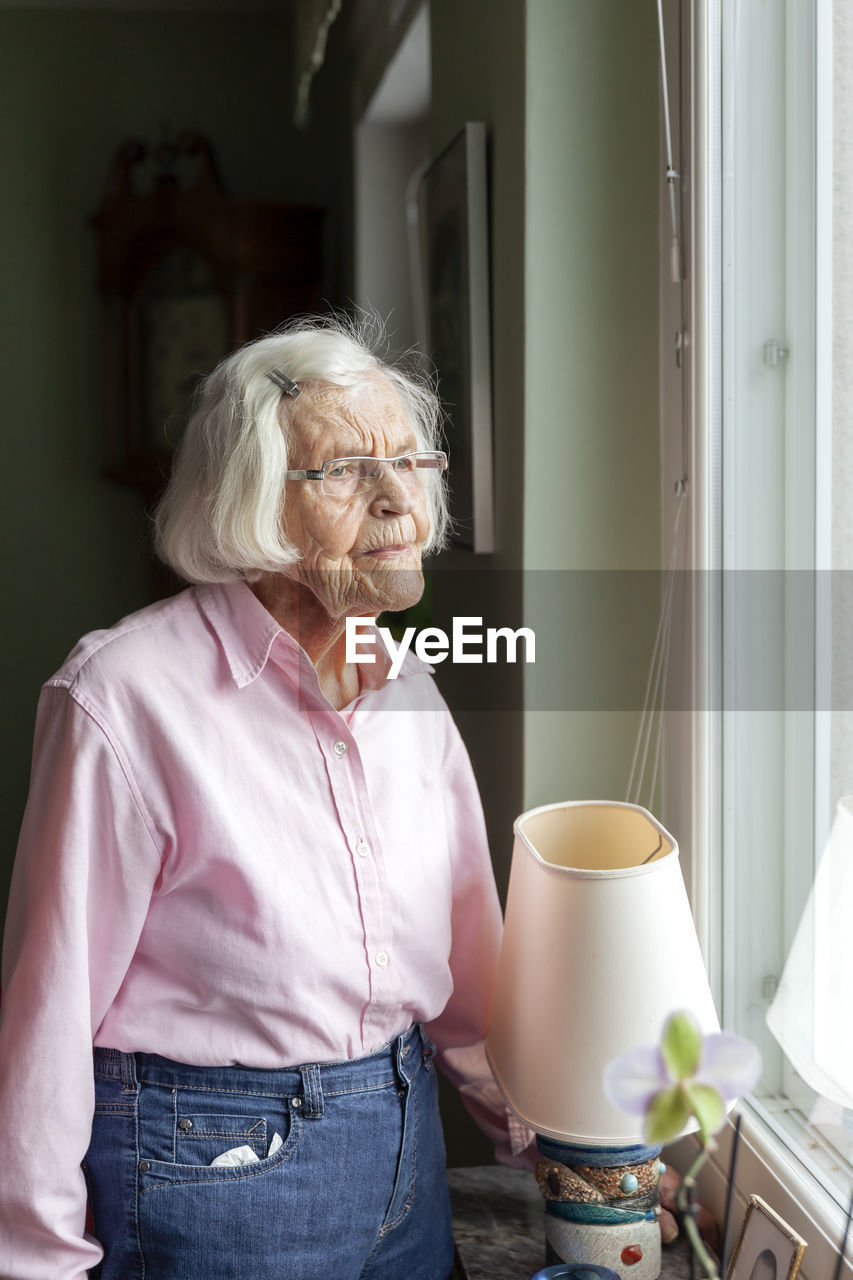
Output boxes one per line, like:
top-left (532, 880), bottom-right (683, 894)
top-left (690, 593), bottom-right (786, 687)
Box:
top-left (282, 375), bottom-right (430, 619)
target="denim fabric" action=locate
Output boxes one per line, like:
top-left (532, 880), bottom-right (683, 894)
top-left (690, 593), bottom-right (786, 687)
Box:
top-left (83, 1025), bottom-right (454, 1280)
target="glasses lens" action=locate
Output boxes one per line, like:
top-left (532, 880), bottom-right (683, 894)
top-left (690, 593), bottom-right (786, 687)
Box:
top-left (321, 458), bottom-right (377, 496)
top-left (321, 453), bottom-right (446, 497)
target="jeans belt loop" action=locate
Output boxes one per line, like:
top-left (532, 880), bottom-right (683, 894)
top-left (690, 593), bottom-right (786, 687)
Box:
top-left (299, 1063), bottom-right (324, 1119)
top-left (120, 1052), bottom-right (138, 1094)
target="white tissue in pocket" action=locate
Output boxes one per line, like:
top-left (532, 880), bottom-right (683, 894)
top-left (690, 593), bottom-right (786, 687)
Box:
top-left (209, 1131), bottom-right (283, 1167)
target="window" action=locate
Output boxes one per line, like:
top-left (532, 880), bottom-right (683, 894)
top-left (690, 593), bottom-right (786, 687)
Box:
top-left (663, 1), bottom-right (853, 1271)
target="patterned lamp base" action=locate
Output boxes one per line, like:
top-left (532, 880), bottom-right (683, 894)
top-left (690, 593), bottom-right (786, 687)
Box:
top-left (535, 1139), bottom-right (665, 1280)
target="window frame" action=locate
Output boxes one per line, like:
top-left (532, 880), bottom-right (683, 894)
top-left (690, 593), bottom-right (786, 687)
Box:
top-left (666, 2), bottom-right (853, 1274)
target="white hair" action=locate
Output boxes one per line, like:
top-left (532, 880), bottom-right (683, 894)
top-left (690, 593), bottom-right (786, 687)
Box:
top-left (153, 314), bottom-right (449, 583)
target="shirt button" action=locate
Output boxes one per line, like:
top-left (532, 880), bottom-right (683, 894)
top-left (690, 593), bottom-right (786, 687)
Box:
top-left (375, 950), bottom-right (389, 968)
top-left (333, 740), bottom-right (348, 757)
top-left (356, 841), bottom-right (370, 858)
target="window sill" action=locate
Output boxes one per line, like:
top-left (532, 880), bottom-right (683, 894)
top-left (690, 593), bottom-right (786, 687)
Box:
top-left (666, 1106), bottom-right (852, 1280)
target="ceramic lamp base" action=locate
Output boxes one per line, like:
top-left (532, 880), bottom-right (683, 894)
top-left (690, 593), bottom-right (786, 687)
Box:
top-left (544, 1214), bottom-right (661, 1280)
top-left (535, 1139), bottom-right (663, 1280)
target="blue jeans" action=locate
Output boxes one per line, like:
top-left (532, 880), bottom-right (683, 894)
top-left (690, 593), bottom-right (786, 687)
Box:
top-left (83, 1025), bottom-right (454, 1279)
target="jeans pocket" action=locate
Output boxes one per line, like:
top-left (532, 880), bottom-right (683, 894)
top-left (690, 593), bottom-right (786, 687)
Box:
top-left (136, 1096), bottom-right (304, 1279)
top-left (138, 1087), bottom-right (302, 1187)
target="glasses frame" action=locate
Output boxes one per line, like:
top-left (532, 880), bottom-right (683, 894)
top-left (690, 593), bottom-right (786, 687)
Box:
top-left (284, 450), bottom-right (448, 498)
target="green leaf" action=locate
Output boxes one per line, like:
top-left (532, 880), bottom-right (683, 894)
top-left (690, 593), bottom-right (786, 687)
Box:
top-left (644, 1085), bottom-right (692, 1143)
top-left (684, 1083), bottom-right (725, 1144)
top-left (661, 1011), bottom-right (702, 1081)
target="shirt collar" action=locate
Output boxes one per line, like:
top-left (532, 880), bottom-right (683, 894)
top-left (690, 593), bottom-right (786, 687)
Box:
top-left (195, 581), bottom-right (284, 689)
top-left (194, 582), bottom-right (433, 690)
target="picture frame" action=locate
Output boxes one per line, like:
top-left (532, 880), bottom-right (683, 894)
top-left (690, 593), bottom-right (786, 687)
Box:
top-left (417, 122), bottom-right (495, 553)
top-left (727, 1194), bottom-right (807, 1280)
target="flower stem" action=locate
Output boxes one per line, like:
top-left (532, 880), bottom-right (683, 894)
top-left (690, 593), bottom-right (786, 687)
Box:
top-left (676, 1147), bottom-right (720, 1280)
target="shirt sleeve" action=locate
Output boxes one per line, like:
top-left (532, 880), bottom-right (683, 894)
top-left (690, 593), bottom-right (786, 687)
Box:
top-left (424, 720), bottom-right (536, 1167)
top-left (0, 684), bottom-right (163, 1280)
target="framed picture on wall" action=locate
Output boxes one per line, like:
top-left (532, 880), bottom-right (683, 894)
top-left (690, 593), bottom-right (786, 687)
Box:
top-left (417, 122), bottom-right (495, 553)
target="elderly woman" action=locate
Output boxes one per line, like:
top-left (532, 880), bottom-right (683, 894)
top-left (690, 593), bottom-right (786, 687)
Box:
top-left (0, 317), bottom-right (522, 1279)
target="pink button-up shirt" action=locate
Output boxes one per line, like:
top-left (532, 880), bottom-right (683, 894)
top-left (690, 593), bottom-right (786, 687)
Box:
top-left (0, 581), bottom-right (514, 1279)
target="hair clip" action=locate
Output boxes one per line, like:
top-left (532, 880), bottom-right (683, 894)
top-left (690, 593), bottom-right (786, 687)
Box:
top-left (267, 369), bottom-right (301, 398)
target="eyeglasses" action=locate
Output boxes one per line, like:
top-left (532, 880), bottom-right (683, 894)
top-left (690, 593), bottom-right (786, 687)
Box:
top-left (285, 450), bottom-right (448, 499)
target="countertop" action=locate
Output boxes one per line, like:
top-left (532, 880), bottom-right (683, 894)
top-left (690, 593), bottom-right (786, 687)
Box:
top-left (448, 1166), bottom-right (696, 1280)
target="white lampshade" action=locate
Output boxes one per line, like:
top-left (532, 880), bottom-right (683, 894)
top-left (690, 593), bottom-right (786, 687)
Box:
top-left (486, 800), bottom-right (720, 1145)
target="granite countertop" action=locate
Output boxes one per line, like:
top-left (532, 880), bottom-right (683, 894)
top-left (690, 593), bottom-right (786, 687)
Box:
top-left (448, 1166), bottom-right (696, 1280)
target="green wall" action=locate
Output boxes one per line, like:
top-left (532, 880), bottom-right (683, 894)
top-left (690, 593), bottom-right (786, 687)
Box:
top-left (522, 0), bottom-right (661, 808)
top-left (0, 8), bottom-right (351, 913)
top-left (427, 0), bottom-right (661, 839)
top-left (427, 0), bottom-right (660, 1167)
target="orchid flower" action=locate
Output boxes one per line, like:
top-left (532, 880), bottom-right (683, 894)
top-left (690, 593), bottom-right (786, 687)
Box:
top-left (603, 1013), bottom-right (761, 1279)
top-left (603, 1010), bottom-right (762, 1146)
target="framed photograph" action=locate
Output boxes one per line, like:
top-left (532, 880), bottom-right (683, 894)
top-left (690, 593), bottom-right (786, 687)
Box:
top-left (727, 1194), bottom-right (807, 1280)
top-left (417, 122), bottom-right (495, 553)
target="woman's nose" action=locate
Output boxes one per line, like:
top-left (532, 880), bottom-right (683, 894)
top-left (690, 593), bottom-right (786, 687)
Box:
top-left (368, 461), bottom-right (418, 516)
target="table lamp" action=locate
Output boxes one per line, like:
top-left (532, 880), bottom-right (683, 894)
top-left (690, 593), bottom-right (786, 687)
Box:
top-left (486, 800), bottom-right (720, 1280)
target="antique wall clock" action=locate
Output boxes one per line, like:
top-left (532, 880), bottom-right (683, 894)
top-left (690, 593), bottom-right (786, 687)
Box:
top-left (91, 131), bottom-right (325, 498)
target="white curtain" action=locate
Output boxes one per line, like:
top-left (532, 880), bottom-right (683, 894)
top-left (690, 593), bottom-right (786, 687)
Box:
top-left (767, 796), bottom-right (853, 1110)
